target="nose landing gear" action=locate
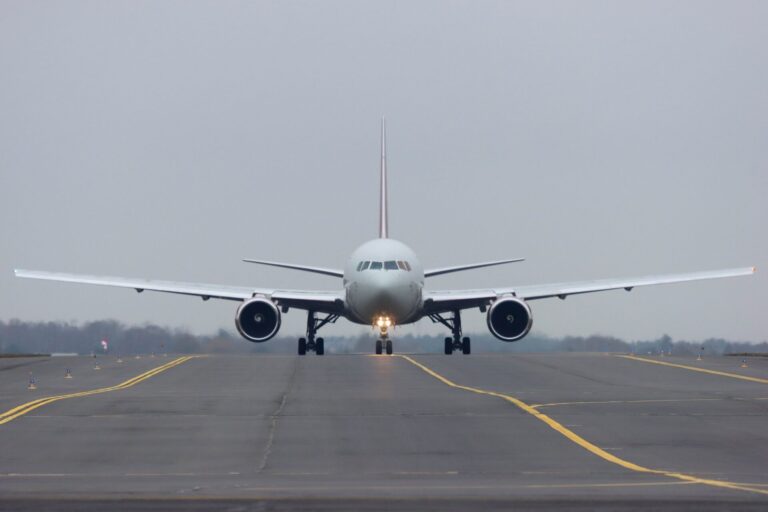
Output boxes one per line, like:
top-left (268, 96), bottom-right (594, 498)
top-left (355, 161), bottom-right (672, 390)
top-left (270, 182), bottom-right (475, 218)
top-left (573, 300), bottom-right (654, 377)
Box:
top-left (298, 311), bottom-right (338, 356)
top-left (373, 315), bottom-right (394, 355)
top-left (375, 338), bottom-right (393, 355)
top-left (429, 310), bottom-right (471, 355)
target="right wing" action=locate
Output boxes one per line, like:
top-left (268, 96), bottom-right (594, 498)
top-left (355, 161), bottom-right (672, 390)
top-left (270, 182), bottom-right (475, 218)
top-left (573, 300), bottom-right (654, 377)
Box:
top-left (424, 266), bottom-right (756, 313)
top-left (14, 269), bottom-right (344, 313)
top-left (509, 267), bottom-right (756, 301)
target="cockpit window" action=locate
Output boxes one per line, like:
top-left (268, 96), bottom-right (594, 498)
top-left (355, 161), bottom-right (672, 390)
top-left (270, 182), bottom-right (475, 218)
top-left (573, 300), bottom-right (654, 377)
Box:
top-left (362, 260), bottom-right (410, 271)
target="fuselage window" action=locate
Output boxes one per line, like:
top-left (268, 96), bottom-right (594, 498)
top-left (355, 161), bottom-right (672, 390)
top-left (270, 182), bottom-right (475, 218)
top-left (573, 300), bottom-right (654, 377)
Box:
top-left (384, 260), bottom-right (399, 270)
top-left (369, 261), bottom-right (383, 270)
top-left (361, 261), bottom-right (370, 271)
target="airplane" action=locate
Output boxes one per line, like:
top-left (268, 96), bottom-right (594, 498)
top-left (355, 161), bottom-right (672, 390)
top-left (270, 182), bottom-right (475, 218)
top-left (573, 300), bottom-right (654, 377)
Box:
top-left (14, 120), bottom-right (756, 356)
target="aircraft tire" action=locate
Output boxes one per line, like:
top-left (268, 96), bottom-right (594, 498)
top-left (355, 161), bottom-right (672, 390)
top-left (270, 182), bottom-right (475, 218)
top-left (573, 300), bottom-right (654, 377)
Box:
top-left (316, 337), bottom-right (325, 355)
top-left (462, 337), bottom-right (471, 355)
top-left (298, 337), bottom-right (307, 356)
top-left (444, 337), bottom-right (453, 355)
top-left (375, 339), bottom-right (383, 355)
top-left (386, 339), bottom-right (393, 355)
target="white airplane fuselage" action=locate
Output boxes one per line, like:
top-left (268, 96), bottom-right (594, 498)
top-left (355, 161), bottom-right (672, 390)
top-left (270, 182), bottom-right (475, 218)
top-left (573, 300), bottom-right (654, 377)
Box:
top-left (343, 238), bottom-right (424, 328)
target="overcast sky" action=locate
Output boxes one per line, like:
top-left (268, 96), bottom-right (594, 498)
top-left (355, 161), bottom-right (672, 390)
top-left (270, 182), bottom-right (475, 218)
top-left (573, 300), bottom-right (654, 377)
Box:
top-left (1, 1), bottom-right (765, 343)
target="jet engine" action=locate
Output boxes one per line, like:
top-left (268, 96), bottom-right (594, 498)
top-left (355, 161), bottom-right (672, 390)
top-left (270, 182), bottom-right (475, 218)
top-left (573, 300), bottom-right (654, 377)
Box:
top-left (487, 297), bottom-right (533, 341)
top-left (235, 298), bottom-right (281, 342)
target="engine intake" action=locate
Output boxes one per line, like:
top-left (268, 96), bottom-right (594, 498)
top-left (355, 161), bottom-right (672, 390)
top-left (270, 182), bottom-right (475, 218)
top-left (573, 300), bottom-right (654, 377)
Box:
top-left (487, 297), bottom-right (532, 342)
top-left (235, 298), bottom-right (281, 342)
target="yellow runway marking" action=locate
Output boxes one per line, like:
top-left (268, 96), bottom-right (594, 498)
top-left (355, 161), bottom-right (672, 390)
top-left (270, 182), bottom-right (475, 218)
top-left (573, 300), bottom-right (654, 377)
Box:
top-left (617, 355), bottom-right (768, 385)
top-left (531, 397), bottom-right (725, 409)
top-left (397, 355), bottom-right (768, 497)
top-left (523, 480), bottom-right (697, 489)
top-left (0, 356), bottom-right (197, 426)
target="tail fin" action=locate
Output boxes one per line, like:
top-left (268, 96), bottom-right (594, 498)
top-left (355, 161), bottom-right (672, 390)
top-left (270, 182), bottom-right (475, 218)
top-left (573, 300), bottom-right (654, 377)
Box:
top-left (379, 117), bottom-right (388, 239)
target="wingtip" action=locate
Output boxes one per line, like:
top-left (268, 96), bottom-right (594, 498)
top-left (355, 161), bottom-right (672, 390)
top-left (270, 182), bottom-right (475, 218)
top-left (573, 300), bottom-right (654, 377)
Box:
top-left (753, 266), bottom-right (757, 274)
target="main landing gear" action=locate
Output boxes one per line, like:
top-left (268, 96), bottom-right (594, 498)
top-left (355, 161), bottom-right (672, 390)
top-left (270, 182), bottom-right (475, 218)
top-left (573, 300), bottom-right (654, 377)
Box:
top-left (428, 310), bottom-right (471, 355)
top-left (298, 311), bottom-right (339, 356)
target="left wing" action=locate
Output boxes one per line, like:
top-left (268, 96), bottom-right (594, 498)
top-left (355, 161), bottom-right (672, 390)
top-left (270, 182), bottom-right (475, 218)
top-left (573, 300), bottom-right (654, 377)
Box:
top-left (14, 269), bottom-right (344, 313)
top-left (424, 266), bottom-right (756, 313)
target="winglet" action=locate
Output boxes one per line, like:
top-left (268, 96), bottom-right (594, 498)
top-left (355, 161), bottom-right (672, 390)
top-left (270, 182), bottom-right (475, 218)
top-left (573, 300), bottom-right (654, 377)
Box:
top-left (379, 117), bottom-right (388, 239)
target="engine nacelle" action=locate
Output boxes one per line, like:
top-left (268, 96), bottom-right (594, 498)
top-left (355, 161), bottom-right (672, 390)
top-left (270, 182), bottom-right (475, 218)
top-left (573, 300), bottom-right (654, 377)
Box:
top-left (487, 297), bottom-right (533, 342)
top-left (235, 298), bottom-right (281, 342)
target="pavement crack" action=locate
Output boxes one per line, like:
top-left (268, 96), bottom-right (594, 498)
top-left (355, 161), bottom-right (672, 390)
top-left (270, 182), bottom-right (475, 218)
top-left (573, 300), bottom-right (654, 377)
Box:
top-left (256, 357), bottom-right (298, 473)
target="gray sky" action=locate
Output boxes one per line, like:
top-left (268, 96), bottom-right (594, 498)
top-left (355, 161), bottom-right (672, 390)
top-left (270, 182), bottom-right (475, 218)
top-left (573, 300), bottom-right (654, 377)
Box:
top-left (1, 1), bottom-right (765, 342)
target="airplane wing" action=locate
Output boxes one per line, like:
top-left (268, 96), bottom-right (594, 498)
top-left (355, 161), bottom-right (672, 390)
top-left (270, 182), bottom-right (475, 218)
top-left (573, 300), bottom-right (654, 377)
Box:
top-left (14, 270), bottom-right (344, 313)
top-left (424, 266), bottom-right (756, 313)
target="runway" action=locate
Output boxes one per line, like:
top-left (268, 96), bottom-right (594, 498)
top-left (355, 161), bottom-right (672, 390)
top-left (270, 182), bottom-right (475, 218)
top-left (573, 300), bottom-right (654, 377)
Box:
top-left (1, 351), bottom-right (767, 510)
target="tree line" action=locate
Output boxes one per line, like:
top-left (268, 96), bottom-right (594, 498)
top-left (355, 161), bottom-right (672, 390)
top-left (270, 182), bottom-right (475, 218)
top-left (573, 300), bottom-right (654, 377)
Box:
top-left (0, 319), bottom-right (765, 356)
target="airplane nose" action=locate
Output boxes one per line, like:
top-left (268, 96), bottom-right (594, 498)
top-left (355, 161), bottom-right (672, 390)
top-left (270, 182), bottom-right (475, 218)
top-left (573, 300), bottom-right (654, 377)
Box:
top-left (358, 276), bottom-right (395, 308)
top-left (369, 277), bottom-right (414, 314)
top-left (371, 284), bottom-right (396, 309)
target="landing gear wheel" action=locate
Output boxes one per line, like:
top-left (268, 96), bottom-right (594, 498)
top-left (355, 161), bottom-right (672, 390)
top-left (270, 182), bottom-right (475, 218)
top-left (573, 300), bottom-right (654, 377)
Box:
top-left (375, 339), bottom-right (383, 355)
top-left (385, 339), bottom-right (393, 355)
top-left (302, 310), bottom-right (339, 358)
top-left (444, 337), bottom-right (453, 355)
top-left (462, 337), bottom-right (471, 355)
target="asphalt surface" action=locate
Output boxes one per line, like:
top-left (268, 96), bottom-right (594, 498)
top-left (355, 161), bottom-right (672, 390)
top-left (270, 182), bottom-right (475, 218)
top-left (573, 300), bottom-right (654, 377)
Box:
top-left (1, 351), bottom-right (767, 511)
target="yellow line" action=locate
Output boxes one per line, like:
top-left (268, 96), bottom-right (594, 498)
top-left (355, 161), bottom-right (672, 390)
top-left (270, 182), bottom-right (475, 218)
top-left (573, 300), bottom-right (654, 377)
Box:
top-left (397, 355), bottom-right (768, 497)
top-left (0, 356), bottom-right (197, 426)
top-left (523, 480), bottom-right (696, 489)
top-left (531, 398), bottom-right (725, 409)
top-left (617, 355), bottom-right (768, 385)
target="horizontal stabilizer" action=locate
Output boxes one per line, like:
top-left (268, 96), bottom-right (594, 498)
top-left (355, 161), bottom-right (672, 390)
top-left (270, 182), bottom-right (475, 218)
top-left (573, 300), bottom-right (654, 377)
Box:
top-left (242, 259), bottom-right (344, 278)
top-left (424, 258), bottom-right (525, 278)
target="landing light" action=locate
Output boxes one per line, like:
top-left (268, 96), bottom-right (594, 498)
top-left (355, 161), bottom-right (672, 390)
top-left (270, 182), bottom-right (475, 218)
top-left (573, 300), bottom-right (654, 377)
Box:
top-left (375, 316), bottom-right (393, 329)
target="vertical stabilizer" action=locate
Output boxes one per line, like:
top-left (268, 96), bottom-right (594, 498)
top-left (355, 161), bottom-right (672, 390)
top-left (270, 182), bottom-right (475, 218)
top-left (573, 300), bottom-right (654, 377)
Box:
top-left (379, 117), bottom-right (388, 239)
